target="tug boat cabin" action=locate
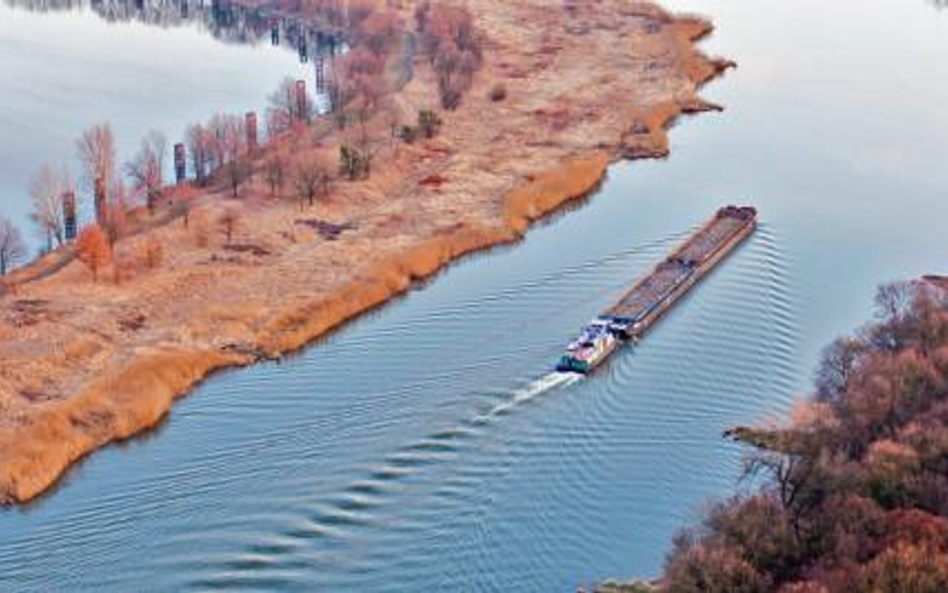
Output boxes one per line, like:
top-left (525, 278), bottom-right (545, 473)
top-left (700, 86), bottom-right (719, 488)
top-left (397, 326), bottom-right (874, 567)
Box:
top-left (556, 318), bottom-right (622, 374)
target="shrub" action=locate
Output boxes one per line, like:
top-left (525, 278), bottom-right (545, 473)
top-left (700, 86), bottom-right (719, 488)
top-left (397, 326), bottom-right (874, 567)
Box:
top-left (399, 125), bottom-right (419, 144)
top-left (339, 145), bottom-right (371, 181)
top-left (75, 225), bottom-right (111, 282)
top-left (218, 207), bottom-right (242, 245)
top-left (418, 110), bottom-right (443, 139)
top-left (418, 4), bottom-right (484, 110)
top-left (665, 539), bottom-right (771, 593)
top-left (489, 83), bottom-right (507, 102)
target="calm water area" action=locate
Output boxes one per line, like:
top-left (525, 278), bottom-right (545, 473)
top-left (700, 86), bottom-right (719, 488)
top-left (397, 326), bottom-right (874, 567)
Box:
top-left (1, 0), bottom-right (947, 590)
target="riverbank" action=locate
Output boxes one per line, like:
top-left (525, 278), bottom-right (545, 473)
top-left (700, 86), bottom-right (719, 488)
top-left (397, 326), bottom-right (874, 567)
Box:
top-left (0, 0), bottom-right (731, 505)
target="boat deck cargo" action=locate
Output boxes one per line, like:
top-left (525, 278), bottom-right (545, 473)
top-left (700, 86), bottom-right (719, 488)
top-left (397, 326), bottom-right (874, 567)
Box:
top-left (556, 205), bottom-right (757, 374)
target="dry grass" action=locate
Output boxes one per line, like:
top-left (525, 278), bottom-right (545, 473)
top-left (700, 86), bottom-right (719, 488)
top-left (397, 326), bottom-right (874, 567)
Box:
top-left (0, 349), bottom-right (243, 503)
top-left (504, 152), bottom-right (609, 233)
top-left (0, 0), bottom-right (726, 504)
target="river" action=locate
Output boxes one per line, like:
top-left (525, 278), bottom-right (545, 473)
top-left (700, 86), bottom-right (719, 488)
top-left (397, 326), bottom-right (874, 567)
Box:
top-left (1, 0), bottom-right (947, 590)
top-left (0, 0), bottom-right (325, 250)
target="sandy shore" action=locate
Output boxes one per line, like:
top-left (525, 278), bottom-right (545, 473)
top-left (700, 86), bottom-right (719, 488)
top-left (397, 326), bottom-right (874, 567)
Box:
top-left (0, 0), bottom-right (731, 505)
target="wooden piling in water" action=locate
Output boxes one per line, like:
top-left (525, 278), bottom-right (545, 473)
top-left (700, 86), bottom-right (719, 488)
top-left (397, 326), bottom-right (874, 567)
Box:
top-left (63, 192), bottom-right (77, 241)
top-left (295, 79), bottom-right (308, 122)
top-left (174, 143), bottom-right (186, 184)
top-left (315, 53), bottom-right (326, 95)
top-left (298, 38), bottom-right (308, 63)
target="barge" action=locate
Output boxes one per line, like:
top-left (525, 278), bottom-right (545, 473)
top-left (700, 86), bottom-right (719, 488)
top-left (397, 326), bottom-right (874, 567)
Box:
top-left (556, 205), bottom-right (757, 374)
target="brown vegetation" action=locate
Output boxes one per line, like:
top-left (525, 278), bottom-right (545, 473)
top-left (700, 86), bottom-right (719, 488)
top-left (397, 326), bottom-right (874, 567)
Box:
top-left (76, 123), bottom-right (117, 223)
top-left (125, 130), bottom-right (167, 212)
top-left (416, 1), bottom-right (485, 109)
top-left (218, 206), bottom-right (242, 245)
top-left (0, 0), bottom-right (726, 504)
top-left (292, 154), bottom-right (333, 208)
top-left (186, 123), bottom-right (211, 185)
top-left (267, 77), bottom-right (314, 135)
top-left (75, 225), bottom-right (111, 282)
top-left (660, 280), bottom-right (948, 593)
top-left (489, 82), bottom-right (507, 102)
top-left (264, 153), bottom-right (287, 197)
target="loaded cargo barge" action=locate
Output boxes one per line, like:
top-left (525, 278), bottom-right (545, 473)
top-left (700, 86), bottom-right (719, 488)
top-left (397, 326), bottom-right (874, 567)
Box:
top-left (556, 206), bottom-right (757, 374)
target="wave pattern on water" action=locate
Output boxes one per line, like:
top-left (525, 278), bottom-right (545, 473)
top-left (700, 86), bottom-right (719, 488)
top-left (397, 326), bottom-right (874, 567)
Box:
top-left (106, 226), bottom-right (795, 593)
top-left (0, 218), bottom-right (803, 593)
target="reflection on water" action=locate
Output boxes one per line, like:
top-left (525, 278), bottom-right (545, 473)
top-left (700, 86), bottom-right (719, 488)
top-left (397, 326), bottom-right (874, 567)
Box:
top-left (0, 0), bottom-right (325, 250)
top-left (4, 0), bottom-right (342, 55)
top-left (1, 0), bottom-right (948, 590)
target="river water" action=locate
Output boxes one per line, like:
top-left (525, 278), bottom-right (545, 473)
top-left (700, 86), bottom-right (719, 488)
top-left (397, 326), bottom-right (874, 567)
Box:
top-left (0, 0), bottom-right (321, 250)
top-left (2, 0), bottom-right (948, 591)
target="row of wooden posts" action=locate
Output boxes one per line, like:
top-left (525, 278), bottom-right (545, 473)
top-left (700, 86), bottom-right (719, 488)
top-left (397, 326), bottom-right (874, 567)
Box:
top-left (59, 79), bottom-right (311, 241)
top-left (173, 79), bottom-right (310, 185)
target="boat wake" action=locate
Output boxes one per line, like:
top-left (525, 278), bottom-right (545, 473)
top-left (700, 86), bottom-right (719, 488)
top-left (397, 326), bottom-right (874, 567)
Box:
top-left (476, 372), bottom-right (583, 422)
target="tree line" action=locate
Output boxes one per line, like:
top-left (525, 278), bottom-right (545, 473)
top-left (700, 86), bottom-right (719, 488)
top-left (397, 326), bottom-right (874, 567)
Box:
top-left (655, 279), bottom-right (948, 592)
top-left (0, 0), bottom-right (485, 283)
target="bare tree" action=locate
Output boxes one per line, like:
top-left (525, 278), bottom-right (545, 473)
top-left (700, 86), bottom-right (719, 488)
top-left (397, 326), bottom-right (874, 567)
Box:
top-left (205, 114), bottom-right (228, 171)
top-left (268, 77), bottom-right (302, 136)
top-left (75, 224), bottom-right (111, 283)
top-left (125, 130), bottom-right (167, 213)
top-left (186, 123), bottom-right (211, 186)
top-left (29, 164), bottom-right (69, 250)
top-left (332, 47), bottom-right (384, 123)
top-left (875, 281), bottom-right (916, 322)
top-left (815, 337), bottom-right (866, 402)
top-left (218, 207), bottom-right (242, 245)
top-left (101, 180), bottom-right (131, 249)
top-left (872, 280), bottom-right (918, 352)
top-left (292, 156), bottom-right (332, 209)
top-left (264, 153), bottom-right (286, 197)
top-left (76, 123), bottom-right (117, 222)
top-left (420, 5), bottom-right (483, 110)
top-left (221, 114), bottom-right (247, 165)
top-left (206, 113), bottom-right (246, 173)
top-left (0, 217), bottom-right (28, 276)
top-left (271, 77), bottom-right (315, 126)
top-left (226, 156), bottom-right (253, 199)
top-left (169, 185), bottom-right (198, 228)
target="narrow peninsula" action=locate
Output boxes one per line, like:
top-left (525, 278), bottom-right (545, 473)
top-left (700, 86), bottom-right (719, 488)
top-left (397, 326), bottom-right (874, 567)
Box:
top-left (0, 0), bottom-right (731, 504)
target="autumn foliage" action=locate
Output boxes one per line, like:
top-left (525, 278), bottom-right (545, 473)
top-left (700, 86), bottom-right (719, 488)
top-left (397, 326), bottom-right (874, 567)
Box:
top-left (416, 2), bottom-right (484, 109)
top-left (661, 280), bottom-right (948, 593)
top-left (75, 225), bottom-right (111, 282)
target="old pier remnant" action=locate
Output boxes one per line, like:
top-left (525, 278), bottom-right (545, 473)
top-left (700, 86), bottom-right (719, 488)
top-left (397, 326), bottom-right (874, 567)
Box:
top-left (296, 79), bottom-right (308, 122)
top-left (63, 191), bottom-right (77, 241)
top-left (174, 143), bottom-right (186, 184)
top-left (315, 53), bottom-right (326, 94)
